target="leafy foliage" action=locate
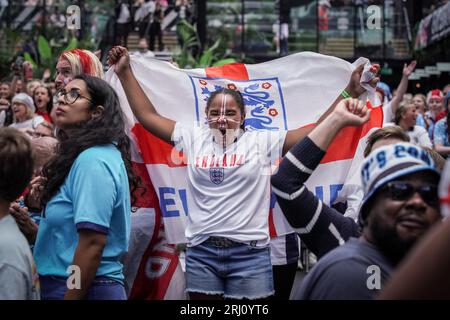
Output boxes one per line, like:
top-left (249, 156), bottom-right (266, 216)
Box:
top-left (175, 20), bottom-right (238, 69)
top-left (23, 35), bottom-right (79, 78)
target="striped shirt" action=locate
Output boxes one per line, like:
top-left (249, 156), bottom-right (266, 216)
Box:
top-left (271, 137), bottom-right (360, 258)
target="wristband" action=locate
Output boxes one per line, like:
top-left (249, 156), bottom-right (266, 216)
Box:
top-left (341, 90), bottom-right (351, 99)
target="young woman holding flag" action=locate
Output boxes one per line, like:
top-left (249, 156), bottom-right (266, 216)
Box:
top-left (108, 46), bottom-right (375, 300)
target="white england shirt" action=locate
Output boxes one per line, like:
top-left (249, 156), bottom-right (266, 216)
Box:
top-left (384, 122), bottom-right (432, 148)
top-left (172, 122), bottom-right (287, 247)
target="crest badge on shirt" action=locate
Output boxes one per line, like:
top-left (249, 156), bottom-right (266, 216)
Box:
top-left (210, 168), bottom-right (225, 184)
top-left (190, 76), bottom-right (288, 132)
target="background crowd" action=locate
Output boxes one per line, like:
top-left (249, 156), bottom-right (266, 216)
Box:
top-left (1, 0), bottom-right (450, 302)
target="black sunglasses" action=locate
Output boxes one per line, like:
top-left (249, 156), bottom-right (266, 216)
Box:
top-left (55, 88), bottom-right (92, 105)
top-left (381, 181), bottom-right (438, 207)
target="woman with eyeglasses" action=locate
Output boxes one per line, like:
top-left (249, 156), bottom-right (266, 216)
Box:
top-left (29, 74), bottom-right (137, 300)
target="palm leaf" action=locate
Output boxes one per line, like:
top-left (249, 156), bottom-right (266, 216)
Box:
top-left (38, 35), bottom-right (52, 65)
top-left (24, 52), bottom-right (37, 69)
top-left (63, 37), bottom-right (78, 52)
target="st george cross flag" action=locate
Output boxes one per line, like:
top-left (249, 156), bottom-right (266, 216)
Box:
top-left (106, 52), bottom-right (383, 299)
top-left (106, 51), bottom-right (382, 243)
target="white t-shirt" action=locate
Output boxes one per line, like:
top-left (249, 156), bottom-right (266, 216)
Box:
top-left (132, 50), bottom-right (156, 60)
top-left (9, 116), bottom-right (44, 130)
top-left (384, 122), bottom-right (432, 148)
top-left (0, 215), bottom-right (40, 300)
top-left (172, 123), bottom-right (287, 247)
top-left (117, 3), bottom-right (131, 24)
top-left (382, 101), bottom-right (394, 124)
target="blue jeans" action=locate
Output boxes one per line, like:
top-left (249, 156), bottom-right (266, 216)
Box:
top-left (40, 275), bottom-right (127, 300)
top-left (185, 238), bottom-right (274, 299)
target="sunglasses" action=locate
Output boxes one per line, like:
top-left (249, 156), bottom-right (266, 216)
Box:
top-left (55, 88), bottom-right (92, 105)
top-left (381, 181), bottom-right (438, 207)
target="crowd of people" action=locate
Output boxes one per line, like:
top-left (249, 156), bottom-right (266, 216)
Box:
top-left (1, 42), bottom-right (450, 301)
top-left (111, 0), bottom-right (192, 53)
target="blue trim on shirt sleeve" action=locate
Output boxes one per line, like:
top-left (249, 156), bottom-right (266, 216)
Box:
top-left (76, 222), bottom-right (109, 235)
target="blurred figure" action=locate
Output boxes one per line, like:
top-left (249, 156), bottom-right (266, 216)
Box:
top-left (33, 85), bottom-right (53, 123)
top-left (0, 81), bottom-right (11, 100)
top-left (412, 93), bottom-right (428, 129)
top-left (14, 78), bottom-right (25, 95)
top-left (402, 93), bottom-right (413, 104)
top-left (49, 6), bottom-right (66, 29)
top-left (30, 135), bottom-right (58, 173)
top-left (14, 123), bottom-right (57, 231)
top-left (135, 0), bottom-right (155, 40)
top-left (363, 126), bottom-right (410, 157)
top-left (148, 0), bottom-right (164, 51)
top-left (25, 121), bottom-right (55, 139)
top-left (425, 89), bottom-right (445, 141)
top-left (0, 82), bottom-right (13, 127)
top-left (0, 127), bottom-right (40, 300)
top-left (132, 38), bottom-right (155, 59)
top-left (433, 111), bottom-right (450, 157)
top-left (9, 93), bottom-right (44, 130)
top-left (377, 82), bottom-right (393, 103)
top-left (388, 103), bottom-right (432, 148)
top-left (175, 0), bottom-right (192, 48)
top-left (443, 84), bottom-right (450, 97)
top-left (318, 0), bottom-right (330, 32)
top-left (378, 61), bottom-right (416, 124)
top-left (26, 80), bottom-right (43, 97)
top-left (46, 82), bottom-right (57, 97)
top-left (277, 0), bottom-right (291, 56)
top-left (115, 0), bottom-right (133, 47)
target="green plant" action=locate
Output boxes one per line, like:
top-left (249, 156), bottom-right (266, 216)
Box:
top-left (23, 35), bottom-right (79, 78)
top-left (175, 20), bottom-right (238, 69)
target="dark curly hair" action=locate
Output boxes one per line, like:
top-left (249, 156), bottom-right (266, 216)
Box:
top-left (41, 74), bottom-right (138, 206)
top-left (206, 88), bottom-right (246, 130)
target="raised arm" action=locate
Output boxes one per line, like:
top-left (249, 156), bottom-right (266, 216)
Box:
top-left (282, 64), bottom-right (379, 155)
top-left (272, 98), bottom-right (370, 257)
top-left (108, 46), bottom-right (175, 144)
top-left (388, 60), bottom-right (416, 116)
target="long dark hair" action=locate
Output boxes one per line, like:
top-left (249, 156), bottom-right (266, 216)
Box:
top-left (206, 88), bottom-right (246, 130)
top-left (33, 84), bottom-right (53, 114)
top-left (41, 74), bottom-right (138, 206)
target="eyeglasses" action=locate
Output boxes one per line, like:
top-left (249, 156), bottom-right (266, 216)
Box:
top-left (381, 181), bottom-right (438, 207)
top-left (55, 88), bottom-right (92, 105)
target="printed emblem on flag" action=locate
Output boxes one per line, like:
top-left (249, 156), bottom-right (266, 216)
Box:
top-left (189, 76), bottom-right (288, 131)
top-left (210, 167), bottom-right (225, 185)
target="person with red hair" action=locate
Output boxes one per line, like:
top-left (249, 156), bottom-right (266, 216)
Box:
top-left (55, 49), bottom-right (104, 91)
top-left (425, 89), bottom-right (445, 141)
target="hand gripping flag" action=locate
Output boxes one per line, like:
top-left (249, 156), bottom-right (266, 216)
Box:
top-left (105, 52), bottom-right (383, 298)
